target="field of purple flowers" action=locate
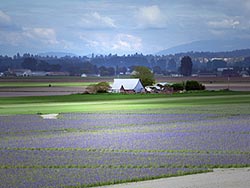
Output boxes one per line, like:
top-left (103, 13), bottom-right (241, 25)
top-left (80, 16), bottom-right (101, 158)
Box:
top-left (0, 113), bottom-right (250, 187)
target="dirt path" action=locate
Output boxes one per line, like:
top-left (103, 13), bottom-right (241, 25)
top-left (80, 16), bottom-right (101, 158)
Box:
top-left (99, 168), bottom-right (250, 188)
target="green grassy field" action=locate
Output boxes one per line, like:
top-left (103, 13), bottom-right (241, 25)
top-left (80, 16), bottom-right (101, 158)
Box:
top-left (1, 91), bottom-right (250, 115)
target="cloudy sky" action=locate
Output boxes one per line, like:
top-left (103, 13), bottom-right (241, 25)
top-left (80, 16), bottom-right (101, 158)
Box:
top-left (1, 0), bottom-right (250, 56)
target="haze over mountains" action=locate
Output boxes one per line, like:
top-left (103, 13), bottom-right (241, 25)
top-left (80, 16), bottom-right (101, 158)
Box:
top-left (37, 38), bottom-right (250, 58)
top-left (156, 39), bottom-right (250, 55)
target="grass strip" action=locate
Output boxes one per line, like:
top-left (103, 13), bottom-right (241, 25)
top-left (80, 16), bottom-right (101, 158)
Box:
top-left (0, 164), bottom-right (249, 169)
top-left (65, 170), bottom-right (211, 187)
top-left (2, 147), bottom-right (250, 155)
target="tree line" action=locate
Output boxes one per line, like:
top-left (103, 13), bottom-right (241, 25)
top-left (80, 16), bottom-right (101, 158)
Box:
top-left (0, 49), bottom-right (250, 76)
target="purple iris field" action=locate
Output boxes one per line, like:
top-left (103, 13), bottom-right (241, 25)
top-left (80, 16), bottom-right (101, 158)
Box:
top-left (0, 113), bottom-right (250, 187)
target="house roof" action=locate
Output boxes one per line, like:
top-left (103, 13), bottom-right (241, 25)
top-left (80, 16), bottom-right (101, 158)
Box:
top-left (112, 78), bottom-right (142, 90)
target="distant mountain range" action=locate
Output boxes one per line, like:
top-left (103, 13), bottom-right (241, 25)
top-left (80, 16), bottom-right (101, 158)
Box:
top-left (157, 39), bottom-right (250, 55)
top-left (38, 52), bottom-right (77, 57)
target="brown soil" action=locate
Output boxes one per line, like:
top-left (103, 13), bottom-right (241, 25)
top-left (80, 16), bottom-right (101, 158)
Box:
top-left (0, 86), bottom-right (87, 97)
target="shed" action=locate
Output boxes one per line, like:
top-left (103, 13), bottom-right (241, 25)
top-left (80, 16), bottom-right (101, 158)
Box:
top-left (111, 78), bottom-right (145, 93)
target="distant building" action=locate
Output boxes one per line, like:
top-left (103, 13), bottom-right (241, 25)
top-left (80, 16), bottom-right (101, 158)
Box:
top-left (8, 69), bottom-right (32, 77)
top-left (111, 78), bottom-right (145, 93)
top-left (198, 73), bottom-right (217, 77)
top-left (239, 70), bottom-right (249, 77)
top-left (217, 68), bottom-right (238, 77)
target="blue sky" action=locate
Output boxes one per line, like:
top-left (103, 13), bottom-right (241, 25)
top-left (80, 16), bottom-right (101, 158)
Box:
top-left (1, 0), bottom-right (250, 56)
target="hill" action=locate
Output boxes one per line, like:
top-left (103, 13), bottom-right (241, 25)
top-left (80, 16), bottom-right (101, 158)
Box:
top-left (157, 39), bottom-right (250, 55)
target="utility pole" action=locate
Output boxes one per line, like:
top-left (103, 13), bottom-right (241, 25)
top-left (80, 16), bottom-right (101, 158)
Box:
top-left (227, 75), bottom-right (230, 90)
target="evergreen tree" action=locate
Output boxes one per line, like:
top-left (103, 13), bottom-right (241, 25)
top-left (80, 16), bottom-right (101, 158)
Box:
top-left (180, 56), bottom-right (193, 76)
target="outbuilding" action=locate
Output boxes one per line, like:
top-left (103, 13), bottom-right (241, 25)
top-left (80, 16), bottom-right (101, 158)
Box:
top-left (111, 78), bottom-right (145, 93)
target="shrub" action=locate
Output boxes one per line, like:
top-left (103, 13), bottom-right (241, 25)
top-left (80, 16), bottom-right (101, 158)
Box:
top-left (86, 82), bottom-right (111, 94)
top-left (185, 80), bottom-right (205, 91)
top-left (95, 82), bottom-right (111, 93)
top-left (171, 83), bottom-right (185, 91)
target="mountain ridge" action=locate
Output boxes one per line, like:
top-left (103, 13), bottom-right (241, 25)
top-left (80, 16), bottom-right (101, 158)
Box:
top-left (157, 39), bottom-right (250, 55)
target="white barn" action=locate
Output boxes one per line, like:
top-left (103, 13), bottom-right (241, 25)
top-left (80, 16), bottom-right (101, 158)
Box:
top-left (111, 78), bottom-right (145, 93)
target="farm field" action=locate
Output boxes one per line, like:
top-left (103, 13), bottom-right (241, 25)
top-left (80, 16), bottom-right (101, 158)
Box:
top-left (0, 77), bottom-right (102, 97)
top-left (0, 78), bottom-right (92, 97)
top-left (1, 76), bottom-right (250, 97)
top-left (0, 92), bottom-right (250, 187)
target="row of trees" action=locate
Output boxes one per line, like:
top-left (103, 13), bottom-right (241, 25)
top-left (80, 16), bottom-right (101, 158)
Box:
top-left (21, 58), bottom-right (62, 72)
top-left (20, 56), bottom-right (193, 77)
top-left (4, 52), bottom-right (250, 77)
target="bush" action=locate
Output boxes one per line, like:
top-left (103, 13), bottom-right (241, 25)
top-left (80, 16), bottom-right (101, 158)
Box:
top-left (171, 83), bottom-right (185, 91)
top-left (185, 80), bottom-right (205, 91)
top-left (86, 82), bottom-right (111, 94)
top-left (95, 82), bottom-right (111, 93)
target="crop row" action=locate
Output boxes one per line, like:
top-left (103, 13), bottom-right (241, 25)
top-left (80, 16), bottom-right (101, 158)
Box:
top-left (0, 113), bottom-right (223, 132)
top-left (0, 167), bottom-right (210, 188)
top-left (1, 112), bottom-right (250, 187)
top-left (1, 114), bottom-right (250, 151)
top-left (0, 149), bottom-right (249, 168)
top-left (2, 131), bottom-right (249, 152)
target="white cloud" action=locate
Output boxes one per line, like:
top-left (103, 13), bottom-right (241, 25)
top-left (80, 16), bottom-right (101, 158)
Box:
top-left (0, 10), bottom-right (11, 24)
top-left (0, 27), bottom-right (60, 48)
top-left (111, 34), bottom-right (142, 51)
top-left (136, 5), bottom-right (167, 28)
top-left (80, 33), bottom-right (142, 54)
top-left (22, 27), bottom-right (59, 45)
top-left (208, 19), bottom-right (240, 29)
top-left (80, 12), bottom-right (116, 29)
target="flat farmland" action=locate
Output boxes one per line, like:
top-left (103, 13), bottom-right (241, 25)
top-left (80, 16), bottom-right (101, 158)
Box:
top-left (0, 92), bottom-right (250, 187)
top-left (0, 76), bottom-right (112, 97)
top-left (0, 77), bottom-right (94, 97)
top-left (0, 86), bottom-right (88, 97)
top-left (1, 76), bottom-right (250, 97)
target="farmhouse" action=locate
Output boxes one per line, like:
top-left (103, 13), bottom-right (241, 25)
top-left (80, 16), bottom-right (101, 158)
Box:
top-left (111, 78), bottom-right (145, 93)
